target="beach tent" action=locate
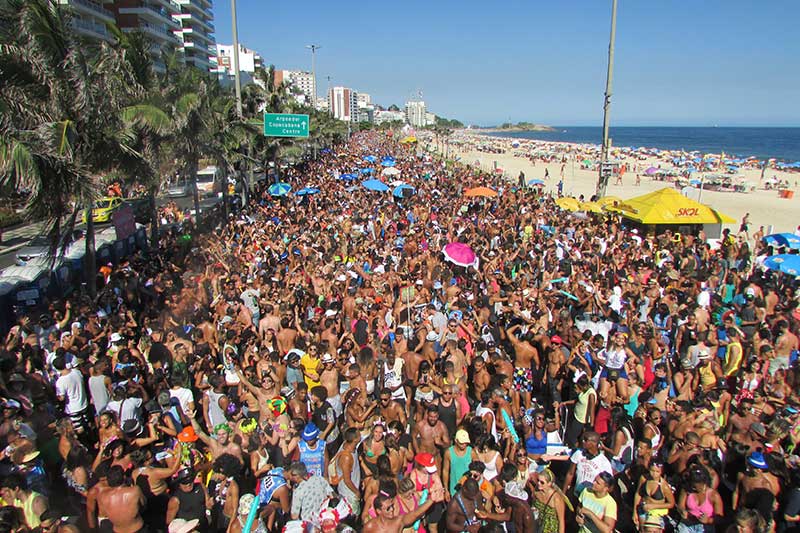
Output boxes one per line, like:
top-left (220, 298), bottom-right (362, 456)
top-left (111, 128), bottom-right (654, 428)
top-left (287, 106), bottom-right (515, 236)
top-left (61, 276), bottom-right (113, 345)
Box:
top-left (555, 197), bottom-right (582, 211)
top-left (464, 186), bottom-right (498, 198)
top-left (608, 188), bottom-right (734, 225)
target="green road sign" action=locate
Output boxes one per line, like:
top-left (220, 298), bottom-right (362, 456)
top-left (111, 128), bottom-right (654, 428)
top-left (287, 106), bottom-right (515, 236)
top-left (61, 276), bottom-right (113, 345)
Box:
top-left (263, 113), bottom-right (309, 138)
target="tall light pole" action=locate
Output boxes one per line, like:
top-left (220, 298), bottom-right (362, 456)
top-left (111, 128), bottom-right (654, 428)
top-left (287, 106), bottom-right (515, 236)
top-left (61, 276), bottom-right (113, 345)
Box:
top-left (306, 44), bottom-right (321, 108)
top-left (325, 75), bottom-right (332, 115)
top-left (596, 0), bottom-right (618, 198)
top-left (230, 0), bottom-right (242, 117)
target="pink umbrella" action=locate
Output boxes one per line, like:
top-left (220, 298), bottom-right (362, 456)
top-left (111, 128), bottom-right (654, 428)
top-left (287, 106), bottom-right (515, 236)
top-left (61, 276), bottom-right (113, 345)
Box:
top-left (443, 242), bottom-right (478, 268)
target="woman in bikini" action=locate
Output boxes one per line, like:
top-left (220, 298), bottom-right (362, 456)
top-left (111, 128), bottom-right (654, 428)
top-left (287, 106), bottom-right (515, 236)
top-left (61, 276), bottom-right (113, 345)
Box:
top-left (360, 421), bottom-right (388, 478)
top-left (633, 461), bottom-right (674, 530)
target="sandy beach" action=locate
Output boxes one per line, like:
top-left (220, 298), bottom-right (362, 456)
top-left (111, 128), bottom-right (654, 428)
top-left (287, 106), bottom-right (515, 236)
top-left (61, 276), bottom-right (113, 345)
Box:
top-left (440, 131), bottom-right (799, 234)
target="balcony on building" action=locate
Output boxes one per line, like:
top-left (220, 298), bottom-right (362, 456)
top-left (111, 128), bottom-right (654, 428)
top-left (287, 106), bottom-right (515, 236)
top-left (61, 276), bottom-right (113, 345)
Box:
top-left (127, 20), bottom-right (180, 45)
top-left (118, 2), bottom-right (179, 29)
top-left (58, 0), bottom-right (116, 25)
top-left (69, 16), bottom-right (114, 42)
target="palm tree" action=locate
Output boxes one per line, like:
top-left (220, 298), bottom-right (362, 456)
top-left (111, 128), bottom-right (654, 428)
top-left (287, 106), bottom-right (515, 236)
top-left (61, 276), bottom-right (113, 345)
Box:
top-left (0, 0), bottom-right (145, 297)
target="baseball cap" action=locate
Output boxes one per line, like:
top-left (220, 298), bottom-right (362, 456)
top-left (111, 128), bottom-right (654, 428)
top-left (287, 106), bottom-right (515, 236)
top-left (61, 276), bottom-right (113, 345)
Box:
top-left (455, 429), bottom-right (470, 444)
top-left (415, 452), bottom-right (437, 473)
top-left (169, 518), bottom-right (200, 533)
top-left (550, 335), bottom-right (562, 344)
top-left (302, 423), bottom-right (320, 441)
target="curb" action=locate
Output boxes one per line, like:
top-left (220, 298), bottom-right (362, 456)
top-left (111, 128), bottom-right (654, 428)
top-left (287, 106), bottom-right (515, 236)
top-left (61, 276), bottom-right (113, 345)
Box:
top-left (0, 242), bottom-right (27, 256)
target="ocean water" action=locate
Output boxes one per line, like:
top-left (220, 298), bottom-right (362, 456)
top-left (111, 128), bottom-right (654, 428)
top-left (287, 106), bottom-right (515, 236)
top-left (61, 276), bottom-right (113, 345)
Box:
top-left (482, 127), bottom-right (800, 162)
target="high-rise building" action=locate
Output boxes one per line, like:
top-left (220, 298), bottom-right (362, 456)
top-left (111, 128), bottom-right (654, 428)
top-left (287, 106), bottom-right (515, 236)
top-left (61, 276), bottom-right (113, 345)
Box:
top-left (109, 0), bottom-right (182, 72)
top-left (171, 0), bottom-right (216, 72)
top-left (57, 0), bottom-right (117, 43)
top-left (328, 86), bottom-right (358, 123)
top-left (211, 43), bottom-right (263, 84)
top-left (405, 100), bottom-right (427, 127)
top-left (274, 70), bottom-right (315, 106)
top-left (356, 93), bottom-right (371, 108)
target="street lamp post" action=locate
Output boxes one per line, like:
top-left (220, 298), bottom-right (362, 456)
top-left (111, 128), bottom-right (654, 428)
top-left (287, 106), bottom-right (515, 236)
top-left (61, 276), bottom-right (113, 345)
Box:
top-left (597, 0), bottom-right (618, 198)
top-left (230, 0), bottom-right (243, 118)
top-left (306, 44), bottom-right (321, 109)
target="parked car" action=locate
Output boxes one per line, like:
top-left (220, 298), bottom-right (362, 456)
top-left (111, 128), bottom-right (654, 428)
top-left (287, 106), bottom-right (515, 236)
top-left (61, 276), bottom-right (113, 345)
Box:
top-left (166, 179), bottom-right (191, 198)
top-left (82, 196), bottom-right (122, 224)
top-left (15, 229), bottom-right (85, 266)
top-left (122, 197), bottom-right (152, 224)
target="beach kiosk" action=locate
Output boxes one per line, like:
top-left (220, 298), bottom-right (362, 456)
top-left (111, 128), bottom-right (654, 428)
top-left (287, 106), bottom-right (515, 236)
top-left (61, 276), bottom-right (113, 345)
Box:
top-left (607, 187), bottom-right (735, 238)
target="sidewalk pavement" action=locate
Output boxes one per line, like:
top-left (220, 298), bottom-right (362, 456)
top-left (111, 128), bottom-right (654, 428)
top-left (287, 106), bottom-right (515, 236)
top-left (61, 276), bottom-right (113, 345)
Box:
top-left (0, 220), bottom-right (45, 255)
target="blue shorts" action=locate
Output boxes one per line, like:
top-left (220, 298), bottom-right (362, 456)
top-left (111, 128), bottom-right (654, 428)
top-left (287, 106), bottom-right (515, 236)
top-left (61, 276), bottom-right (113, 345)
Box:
top-left (600, 367), bottom-right (628, 381)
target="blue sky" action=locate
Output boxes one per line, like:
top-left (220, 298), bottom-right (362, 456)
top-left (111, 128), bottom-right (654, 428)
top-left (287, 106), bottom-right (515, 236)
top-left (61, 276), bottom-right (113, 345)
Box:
top-left (212, 1), bottom-right (800, 127)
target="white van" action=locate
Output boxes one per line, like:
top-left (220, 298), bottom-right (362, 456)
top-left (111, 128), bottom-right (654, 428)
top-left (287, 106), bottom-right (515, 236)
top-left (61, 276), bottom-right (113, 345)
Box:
top-left (196, 166), bottom-right (220, 197)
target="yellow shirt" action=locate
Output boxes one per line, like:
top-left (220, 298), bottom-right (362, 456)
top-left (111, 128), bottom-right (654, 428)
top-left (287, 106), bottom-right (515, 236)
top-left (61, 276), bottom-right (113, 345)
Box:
top-left (300, 353), bottom-right (322, 388)
top-left (724, 341), bottom-right (743, 377)
top-left (574, 388), bottom-right (596, 424)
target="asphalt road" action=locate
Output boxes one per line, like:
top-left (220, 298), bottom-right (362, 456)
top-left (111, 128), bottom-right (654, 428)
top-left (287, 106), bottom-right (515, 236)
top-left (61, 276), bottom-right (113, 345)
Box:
top-left (0, 194), bottom-right (220, 270)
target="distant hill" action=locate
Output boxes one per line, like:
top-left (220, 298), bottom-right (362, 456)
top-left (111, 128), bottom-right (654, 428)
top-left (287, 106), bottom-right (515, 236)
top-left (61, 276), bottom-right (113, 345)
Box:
top-left (480, 122), bottom-right (555, 132)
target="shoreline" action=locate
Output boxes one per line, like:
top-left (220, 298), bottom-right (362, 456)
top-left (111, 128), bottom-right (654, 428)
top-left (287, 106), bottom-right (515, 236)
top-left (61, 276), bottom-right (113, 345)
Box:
top-left (468, 127), bottom-right (800, 165)
top-left (432, 131), bottom-right (800, 234)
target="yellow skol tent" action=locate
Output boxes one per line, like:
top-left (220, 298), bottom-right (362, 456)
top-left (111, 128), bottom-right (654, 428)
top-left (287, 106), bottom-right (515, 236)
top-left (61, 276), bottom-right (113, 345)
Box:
top-left (610, 187), bottom-right (735, 225)
top-left (399, 136), bottom-right (418, 144)
top-left (555, 197), bottom-right (582, 211)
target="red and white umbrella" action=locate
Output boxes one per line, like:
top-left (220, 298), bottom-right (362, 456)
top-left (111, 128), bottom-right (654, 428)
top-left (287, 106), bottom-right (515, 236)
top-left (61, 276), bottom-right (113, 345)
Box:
top-left (443, 242), bottom-right (478, 268)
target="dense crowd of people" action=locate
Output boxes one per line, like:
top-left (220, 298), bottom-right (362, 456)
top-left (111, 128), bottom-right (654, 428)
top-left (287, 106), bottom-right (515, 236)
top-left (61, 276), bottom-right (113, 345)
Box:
top-left (0, 131), bottom-right (799, 533)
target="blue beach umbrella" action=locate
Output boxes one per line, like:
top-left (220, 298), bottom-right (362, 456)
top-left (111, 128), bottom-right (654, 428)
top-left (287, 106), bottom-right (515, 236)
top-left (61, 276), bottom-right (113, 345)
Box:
top-left (764, 254), bottom-right (800, 277)
top-left (393, 183), bottom-right (415, 198)
top-left (689, 179), bottom-right (702, 186)
top-left (362, 179), bottom-right (389, 192)
top-left (364, 155), bottom-right (377, 163)
top-left (528, 179), bottom-right (545, 186)
top-left (763, 233), bottom-right (800, 250)
top-left (359, 168), bottom-right (374, 175)
top-left (268, 182), bottom-right (291, 196)
top-left (381, 156), bottom-right (396, 167)
top-left (295, 187), bottom-right (320, 196)
top-left (340, 173), bottom-right (357, 181)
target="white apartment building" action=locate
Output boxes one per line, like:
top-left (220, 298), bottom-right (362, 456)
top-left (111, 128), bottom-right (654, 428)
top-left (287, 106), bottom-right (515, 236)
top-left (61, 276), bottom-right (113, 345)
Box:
top-left (328, 86), bottom-right (358, 123)
top-left (375, 110), bottom-right (406, 125)
top-left (274, 70), bottom-right (315, 106)
top-left (356, 93), bottom-right (371, 108)
top-left (405, 100), bottom-right (427, 127)
top-left (171, 0), bottom-right (216, 72)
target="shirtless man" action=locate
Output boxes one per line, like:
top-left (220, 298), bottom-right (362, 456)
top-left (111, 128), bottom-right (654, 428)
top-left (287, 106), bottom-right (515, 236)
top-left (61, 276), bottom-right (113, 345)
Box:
top-left (189, 416), bottom-right (243, 462)
top-left (412, 406), bottom-right (451, 468)
top-left (733, 452), bottom-right (781, 509)
top-left (87, 463), bottom-right (111, 531)
top-left (345, 364), bottom-right (367, 404)
top-left (258, 304), bottom-right (281, 340)
top-left (363, 489), bottom-right (445, 533)
top-left (471, 356), bottom-right (491, 403)
top-left (97, 466), bottom-right (146, 533)
top-left (506, 324), bottom-right (540, 409)
top-left (318, 353), bottom-right (342, 416)
top-left (377, 388), bottom-right (407, 428)
top-left (276, 315), bottom-right (300, 355)
top-left (773, 320), bottom-right (798, 375)
top-left (545, 343), bottom-right (567, 403)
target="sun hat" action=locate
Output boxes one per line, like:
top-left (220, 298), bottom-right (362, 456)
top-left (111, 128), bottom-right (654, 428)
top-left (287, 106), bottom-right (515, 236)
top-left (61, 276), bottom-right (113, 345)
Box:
top-left (22, 450), bottom-right (40, 463)
top-left (302, 423), bottom-right (320, 441)
top-left (415, 452), bottom-right (437, 473)
top-left (168, 518), bottom-right (199, 533)
top-left (504, 481), bottom-right (528, 502)
top-left (177, 426), bottom-right (199, 443)
top-left (238, 493), bottom-right (256, 516)
top-left (321, 353), bottom-right (335, 364)
top-left (747, 451), bottom-right (768, 469)
top-left (426, 331), bottom-right (439, 342)
top-left (109, 332), bottom-right (123, 343)
top-left (455, 429), bottom-right (470, 444)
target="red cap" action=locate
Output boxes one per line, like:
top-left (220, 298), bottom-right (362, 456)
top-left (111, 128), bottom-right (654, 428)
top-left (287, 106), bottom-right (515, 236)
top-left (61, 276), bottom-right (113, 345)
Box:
top-left (550, 335), bottom-right (563, 344)
top-left (414, 452), bottom-right (436, 472)
top-left (178, 426), bottom-right (199, 443)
